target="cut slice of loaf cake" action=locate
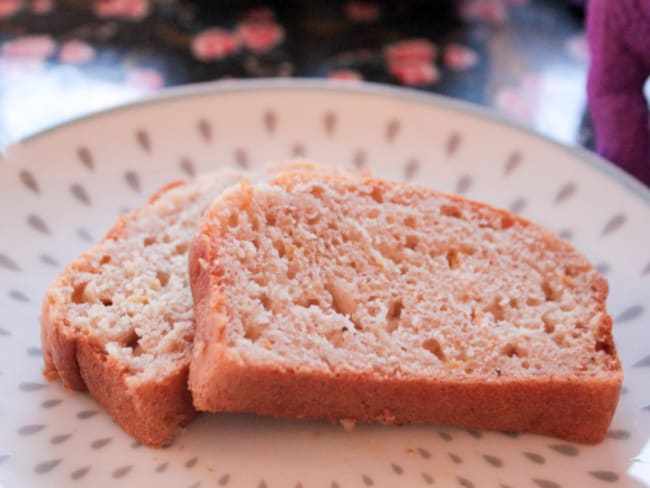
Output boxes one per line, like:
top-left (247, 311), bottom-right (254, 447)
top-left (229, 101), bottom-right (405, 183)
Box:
top-left (41, 170), bottom-right (250, 446)
top-left (189, 171), bottom-right (622, 443)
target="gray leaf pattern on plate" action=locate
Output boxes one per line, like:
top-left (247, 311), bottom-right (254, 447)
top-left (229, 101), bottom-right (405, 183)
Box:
top-left (524, 452), bottom-right (545, 464)
top-left (70, 184), bottom-right (91, 206)
top-left (615, 305), bottom-right (644, 323)
top-left (77, 147), bottom-right (94, 170)
top-left (633, 354), bottom-right (650, 368)
top-left (323, 111), bottom-right (336, 135)
top-left (533, 479), bottom-right (561, 488)
top-left (9, 289), bottom-right (30, 302)
top-left (589, 471), bottom-right (619, 482)
top-left (456, 174), bottom-right (472, 194)
top-left (235, 148), bottom-right (249, 169)
top-left (554, 182), bottom-right (576, 205)
top-left (27, 214), bottom-right (50, 234)
top-left (198, 119), bottom-right (212, 143)
top-left (447, 132), bottom-right (461, 155)
top-left (549, 444), bottom-right (579, 457)
top-left (19, 381), bottom-right (46, 391)
top-left (385, 119), bottom-right (400, 142)
top-left (263, 110), bottom-right (277, 133)
top-left (50, 434), bottom-right (71, 445)
top-left (77, 410), bottom-right (99, 419)
top-left (41, 399), bottom-right (62, 408)
top-left (19, 169), bottom-right (40, 194)
top-left (135, 129), bottom-right (151, 153)
top-left (503, 151), bottom-right (522, 175)
top-left (18, 424), bottom-right (45, 436)
top-left (601, 213), bottom-right (626, 236)
top-left (124, 170), bottom-right (140, 193)
top-left (34, 459), bottom-right (61, 474)
top-left (0, 253), bottom-right (21, 271)
top-left (91, 438), bottom-right (112, 449)
top-left (404, 158), bottom-right (419, 181)
top-left (353, 149), bottom-right (367, 169)
top-left (70, 466), bottom-right (91, 480)
top-left (112, 465), bottom-right (133, 479)
top-left (458, 476), bottom-right (475, 488)
top-left (179, 157), bottom-right (196, 178)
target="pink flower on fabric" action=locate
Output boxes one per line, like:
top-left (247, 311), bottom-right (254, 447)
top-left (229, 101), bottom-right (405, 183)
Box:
top-left (0, 57), bottom-right (44, 79)
top-left (31, 0), bottom-right (53, 14)
top-left (58, 40), bottom-right (95, 64)
top-left (495, 87), bottom-right (536, 122)
top-left (443, 44), bottom-right (479, 70)
top-left (345, 1), bottom-right (380, 23)
top-left (191, 28), bottom-right (240, 61)
top-left (244, 7), bottom-right (275, 22)
top-left (385, 38), bottom-right (437, 63)
top-left (238, 20), bottom-right (285, 53)
top-left (0, 0), bottom-right (22, 18)
top-left (1, 35), bottom-right (55, 59)
top-left (566, 34), bottom-right (589, 62)
top-left (460, 0), bottom-right (507, 25)
top-left (94, 0), bottom-right (149, 20)
top-left (388, 59), bottom-right (439, 86)
top-left (328, 69), bottom-right (363, 81)
top-left (126, 68), bottom-right (165, 89)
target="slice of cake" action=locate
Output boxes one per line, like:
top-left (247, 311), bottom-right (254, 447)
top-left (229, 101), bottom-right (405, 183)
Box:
top-left (189, 171), bottom-right (622, 443)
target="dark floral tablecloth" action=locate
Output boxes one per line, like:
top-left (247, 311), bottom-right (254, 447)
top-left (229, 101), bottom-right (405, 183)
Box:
top-left (0, 0), bottom-right (591, 150)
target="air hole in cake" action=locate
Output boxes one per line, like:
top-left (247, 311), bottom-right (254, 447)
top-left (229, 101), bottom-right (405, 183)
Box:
top-left (459, 243), bottom-right (476, 255)
top-left (527, 296), bottom-right (543, 306)
top-left (501, 215), bottom-right (515, 229)
top-left (325, 328), bottom-right (345, 348)
top-left (273, 239), bottom-right (286, 258)
top-left (501, 343), bottom-right (527, 358)
top-left (143, 236), bottom-right (156, 247)
top-left (404, 215), bottom-right (417, 229)
top-left (228, 212), bottom-right (239, 228)
top-left (156, 270), bottom-right (170, 287)
top-left (175, 242), bottom-right (188, 255)
top-left (244, 324), bottom-right (262, 342)
top-left (367, 208), bottom-right (380, 219)
top-left (541, 280), bottom-right (557, 301)
top-left (386, 299), bottom-right (403, 332)
top-left (405, 235), bottom-right (419, 250)
top-left (99, 255), bottom-right (111, 265)
top-left (101, 298), bottom-right (113, 307)
top-left (595, 338), bottom-right (613, 355)
top-left (124, 330), bottom-right (145, 356)
top-left (310, 185), bottom-right (324, 198)
top-left (423, 338), bottom-right (445, 361)
top-left (266, 212), bottom-right (276, 227)
top-left (371, 186), bottom-right (383, 204)
top-left (543, 315), bottom-right (555, 334)
top-left (71, 282), bottom-right (88, 304)
top-left (440, 205), bottom-right (463, 219)
top-left (259, 293), bottom-right (271, 312)
top-left (446, 249), bottom-right (460, 269)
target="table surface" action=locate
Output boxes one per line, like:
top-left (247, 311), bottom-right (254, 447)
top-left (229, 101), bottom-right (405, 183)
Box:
top-left (0, 0), bottom-right (592, 151)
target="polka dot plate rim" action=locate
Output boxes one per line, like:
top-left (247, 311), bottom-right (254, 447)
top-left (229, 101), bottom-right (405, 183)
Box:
top-left (1, 79), bottom-right (648, 488)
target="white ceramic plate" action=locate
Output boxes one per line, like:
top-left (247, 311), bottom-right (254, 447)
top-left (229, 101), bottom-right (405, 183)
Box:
top-left (1, 80), bottom-right (649, 488)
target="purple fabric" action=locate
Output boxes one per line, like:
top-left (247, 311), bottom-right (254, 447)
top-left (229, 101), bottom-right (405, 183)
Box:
top-left (587, 0), bottom-right (650, 186)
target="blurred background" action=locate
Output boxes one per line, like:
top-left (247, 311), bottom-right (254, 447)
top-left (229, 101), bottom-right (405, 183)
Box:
top-left (0, 0), bottom-right (597, 162)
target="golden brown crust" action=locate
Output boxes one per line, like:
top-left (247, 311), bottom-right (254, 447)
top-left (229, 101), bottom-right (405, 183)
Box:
top-left (189, 172), bottom-right (623, 444)
top-left (40, 178), bottom-right (196, 447)
top-left (76, 337), bottom-right (195, 447)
